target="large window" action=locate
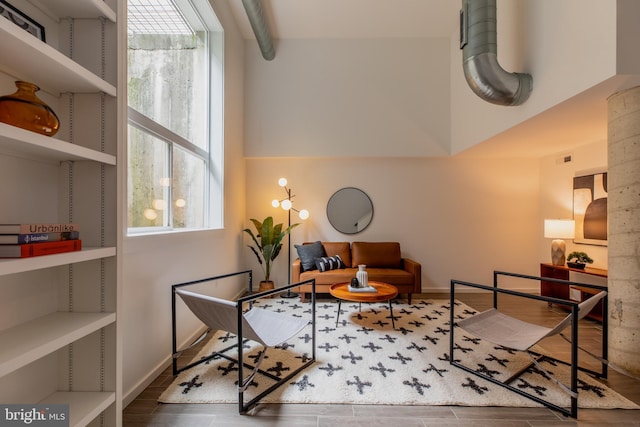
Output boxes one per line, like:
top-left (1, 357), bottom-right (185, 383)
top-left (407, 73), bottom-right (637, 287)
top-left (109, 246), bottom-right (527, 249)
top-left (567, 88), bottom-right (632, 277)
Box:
top-left (127, 0), bottom-right (223, 233)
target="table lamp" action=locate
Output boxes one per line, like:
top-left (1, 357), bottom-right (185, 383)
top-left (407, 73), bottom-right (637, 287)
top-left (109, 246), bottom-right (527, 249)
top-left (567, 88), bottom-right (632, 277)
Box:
top-left (544, 219), bottom-right (575, 266)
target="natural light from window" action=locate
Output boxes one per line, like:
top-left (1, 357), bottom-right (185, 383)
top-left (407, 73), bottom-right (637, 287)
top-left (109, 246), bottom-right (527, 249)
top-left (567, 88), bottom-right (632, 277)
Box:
top-left (127, 0), bottom-right (223, 234)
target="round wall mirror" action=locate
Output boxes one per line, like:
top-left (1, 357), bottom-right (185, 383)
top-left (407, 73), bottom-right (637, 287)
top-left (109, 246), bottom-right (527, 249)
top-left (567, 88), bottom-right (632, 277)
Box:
top-left (326, 187), bottom-right (373, 234)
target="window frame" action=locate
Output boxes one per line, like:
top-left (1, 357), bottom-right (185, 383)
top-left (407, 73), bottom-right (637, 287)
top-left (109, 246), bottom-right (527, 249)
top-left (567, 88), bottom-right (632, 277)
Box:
top-left (126, 0), bottom-right (224, 235)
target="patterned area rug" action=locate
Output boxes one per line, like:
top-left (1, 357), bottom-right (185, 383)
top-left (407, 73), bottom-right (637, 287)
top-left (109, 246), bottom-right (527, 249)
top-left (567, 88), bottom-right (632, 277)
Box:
top-left (159, 298), bottom-right (638, 410)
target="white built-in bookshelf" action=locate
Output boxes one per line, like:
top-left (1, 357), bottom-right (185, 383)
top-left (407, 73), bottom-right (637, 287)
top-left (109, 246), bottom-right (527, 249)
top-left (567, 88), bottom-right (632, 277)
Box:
top-left (0, 0), bottom-right (121, 426)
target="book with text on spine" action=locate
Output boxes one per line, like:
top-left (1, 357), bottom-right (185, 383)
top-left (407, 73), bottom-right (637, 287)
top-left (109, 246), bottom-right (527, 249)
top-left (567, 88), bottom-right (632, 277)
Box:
top-left (0, 239), bottom-right (82, 258)
top-left (0, 223), bottom-right (79, 234)
top-left (0, 231), bottom-right (80, 245)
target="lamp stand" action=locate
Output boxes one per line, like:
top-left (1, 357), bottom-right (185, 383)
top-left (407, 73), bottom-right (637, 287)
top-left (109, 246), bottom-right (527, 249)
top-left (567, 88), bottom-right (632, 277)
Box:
top-left (280, 192), bottom-right (298, 299)
top-left (550, 239), bottom-right (566, 266)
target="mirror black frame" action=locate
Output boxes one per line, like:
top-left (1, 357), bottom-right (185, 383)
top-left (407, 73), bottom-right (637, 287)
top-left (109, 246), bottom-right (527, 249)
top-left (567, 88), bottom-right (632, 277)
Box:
top-left (326, 187), bottom-right (374, 234)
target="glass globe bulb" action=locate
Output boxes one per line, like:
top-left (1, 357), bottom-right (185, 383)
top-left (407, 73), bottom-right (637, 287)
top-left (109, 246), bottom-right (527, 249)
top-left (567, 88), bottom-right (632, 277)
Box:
top-left (271, 199), bottom-right (280, 208)
top-left (299, 209), bottom-right (309, 220)
top-left (281, 199), bottom-right (292, 210)
top-left (278, 177), bottom-right (287, 187)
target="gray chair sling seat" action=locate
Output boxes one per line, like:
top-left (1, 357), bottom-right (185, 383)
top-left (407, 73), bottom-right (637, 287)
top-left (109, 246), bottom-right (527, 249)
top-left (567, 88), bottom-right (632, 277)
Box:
top-left (456, 291), bottom-right (605, 352)
top-left (176, 289), bottom-right (310, 347)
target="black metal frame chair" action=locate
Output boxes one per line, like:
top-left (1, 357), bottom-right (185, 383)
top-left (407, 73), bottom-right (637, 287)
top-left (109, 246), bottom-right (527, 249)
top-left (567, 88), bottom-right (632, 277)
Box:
top-left (450, 271), bottom-right (608, 418)
top-left (171, 270), bottom-right (316, 413)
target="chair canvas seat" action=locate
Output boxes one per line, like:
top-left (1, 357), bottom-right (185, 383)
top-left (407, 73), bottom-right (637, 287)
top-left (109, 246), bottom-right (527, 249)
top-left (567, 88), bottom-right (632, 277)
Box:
top-left (457, 308), bottom-right (553, 351)
top-left (244, 306), bottom-right (310, 347)
top-left (176, 289), bottom-right (308, 347)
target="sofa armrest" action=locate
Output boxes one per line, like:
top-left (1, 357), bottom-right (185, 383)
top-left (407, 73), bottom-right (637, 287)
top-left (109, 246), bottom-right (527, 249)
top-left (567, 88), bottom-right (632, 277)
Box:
top-left (292, 258), bottom-right (302, 282)
top-left (402, 258), bottom-right (422, 292)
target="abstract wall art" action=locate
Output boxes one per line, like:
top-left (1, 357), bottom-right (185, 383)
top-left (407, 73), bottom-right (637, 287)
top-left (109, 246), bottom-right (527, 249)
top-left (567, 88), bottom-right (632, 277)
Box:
top-left (573, 171), bottom-right (607, 246)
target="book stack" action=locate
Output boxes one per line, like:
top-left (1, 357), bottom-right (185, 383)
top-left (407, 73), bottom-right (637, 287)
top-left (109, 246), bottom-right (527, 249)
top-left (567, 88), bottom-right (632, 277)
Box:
top-left (0, 223), bottom-right (82, 258)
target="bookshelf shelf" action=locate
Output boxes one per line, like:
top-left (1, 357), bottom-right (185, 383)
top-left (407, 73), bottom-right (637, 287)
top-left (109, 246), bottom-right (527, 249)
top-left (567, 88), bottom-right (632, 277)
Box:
top-left (35, 0), bottom-right (117, 23)
top-left (40, 392), bottom-right (116, 427)
top-left (0, 18), bottom-right (116, 97)
top-left (0, 247), bottom-right (116, 276)
top-left (0, 123), bottom-right (116, 165)
top-left (0, 312), bottom-right (116, 378)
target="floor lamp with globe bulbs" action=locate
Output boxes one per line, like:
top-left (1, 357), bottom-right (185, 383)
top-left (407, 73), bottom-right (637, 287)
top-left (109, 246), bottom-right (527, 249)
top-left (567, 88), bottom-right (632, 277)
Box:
top-left (272, 178), bottom-right (309, 298)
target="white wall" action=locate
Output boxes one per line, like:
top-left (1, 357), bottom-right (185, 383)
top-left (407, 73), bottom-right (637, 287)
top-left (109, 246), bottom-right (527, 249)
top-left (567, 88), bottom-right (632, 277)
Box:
top-left (245, 156), bottom-right (541, 293)
top-left (617, 0), bottom-right (640, 74)
top-left (244, 37), bottom-right (451, 157)
top-left (121, 0), bottom-right (247, 405)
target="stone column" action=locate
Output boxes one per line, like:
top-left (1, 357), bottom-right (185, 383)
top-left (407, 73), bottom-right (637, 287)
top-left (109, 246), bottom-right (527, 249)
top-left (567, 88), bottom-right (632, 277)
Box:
top-left (607, 86), bottom-right (640, 376)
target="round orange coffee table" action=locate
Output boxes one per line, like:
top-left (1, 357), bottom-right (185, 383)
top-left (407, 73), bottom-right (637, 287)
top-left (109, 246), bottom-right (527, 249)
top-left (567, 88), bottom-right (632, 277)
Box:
top-left (329, 281), bottom-right (398, 329)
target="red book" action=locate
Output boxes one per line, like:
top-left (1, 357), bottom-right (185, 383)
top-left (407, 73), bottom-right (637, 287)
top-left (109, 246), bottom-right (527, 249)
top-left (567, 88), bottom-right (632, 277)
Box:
top-left (0, 239), bottom-right (82, 258)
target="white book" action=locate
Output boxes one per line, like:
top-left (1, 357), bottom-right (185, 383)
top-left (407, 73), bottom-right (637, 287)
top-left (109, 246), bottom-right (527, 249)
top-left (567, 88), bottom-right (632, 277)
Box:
top-left (348, 285), bottom-right (377, 293)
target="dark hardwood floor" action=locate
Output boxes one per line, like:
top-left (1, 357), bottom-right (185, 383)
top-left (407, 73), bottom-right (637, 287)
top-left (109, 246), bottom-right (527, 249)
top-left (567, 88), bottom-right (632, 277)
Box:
top-left (123, 293), bottom-right (640, 426)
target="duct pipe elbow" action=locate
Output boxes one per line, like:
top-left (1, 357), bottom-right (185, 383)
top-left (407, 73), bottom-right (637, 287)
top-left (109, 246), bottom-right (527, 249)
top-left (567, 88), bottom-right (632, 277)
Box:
top-left (463, 53), bottom-right (532, 106)
top-left (460, 0), bottom-right (532, 106)
top-left (242, 0), bottom-right (275, 61)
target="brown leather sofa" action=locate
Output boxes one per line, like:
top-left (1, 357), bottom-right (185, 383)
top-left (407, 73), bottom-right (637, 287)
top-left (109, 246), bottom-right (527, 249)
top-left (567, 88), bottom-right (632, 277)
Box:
top-left (292, 241), bottom-right (421, 302)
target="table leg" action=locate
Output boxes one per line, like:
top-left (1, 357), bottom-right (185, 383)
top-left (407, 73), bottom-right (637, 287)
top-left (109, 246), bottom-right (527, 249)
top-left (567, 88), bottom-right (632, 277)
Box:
top-left (336, 299), bottom-right (342, 327)
top-left (389, 299), bottom-right (395, 329)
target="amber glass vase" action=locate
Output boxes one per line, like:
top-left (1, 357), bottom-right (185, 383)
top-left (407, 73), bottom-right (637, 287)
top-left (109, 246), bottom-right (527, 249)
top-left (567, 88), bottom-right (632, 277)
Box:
top-left (0, 81), bottom-right (60, 136)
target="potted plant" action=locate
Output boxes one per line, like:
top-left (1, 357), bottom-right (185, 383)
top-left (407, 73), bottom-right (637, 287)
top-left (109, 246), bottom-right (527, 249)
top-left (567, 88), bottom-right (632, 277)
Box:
top-left (566, 251), bottom-right (593, 269)
top-left (243, 216), bottom-right (299, 292)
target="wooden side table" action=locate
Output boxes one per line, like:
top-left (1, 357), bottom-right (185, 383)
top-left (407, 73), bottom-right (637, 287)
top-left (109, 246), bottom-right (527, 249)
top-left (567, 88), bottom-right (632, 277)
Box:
top-left (329, 281), bottom-right (398, 329)
top-left (540, 263), bottom-right (607, 321)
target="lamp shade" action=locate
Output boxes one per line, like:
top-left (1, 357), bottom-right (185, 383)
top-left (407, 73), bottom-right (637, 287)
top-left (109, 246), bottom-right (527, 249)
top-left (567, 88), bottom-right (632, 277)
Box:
top-left (544, 219), bottom-right (575, 239)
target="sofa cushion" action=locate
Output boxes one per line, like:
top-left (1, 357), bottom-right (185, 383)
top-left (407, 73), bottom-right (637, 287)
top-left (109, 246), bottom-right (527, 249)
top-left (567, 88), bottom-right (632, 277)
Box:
top-left (315, 255), bottom-right (346, 272)
top-left (321, 242), bottom-right (351, 267)
top-left (351, 242), bottom-right (402, 268)
top-left (299, 268), bottom-right (359, 285)
top-left (364, 268), bottom-right (414, 285)
top-left (294, 241), bottom-right (325, 271)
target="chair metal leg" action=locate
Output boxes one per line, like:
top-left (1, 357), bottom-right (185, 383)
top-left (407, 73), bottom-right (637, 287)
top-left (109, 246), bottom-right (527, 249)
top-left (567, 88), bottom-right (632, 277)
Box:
top-left (389, 299), bottom-right (395, 329)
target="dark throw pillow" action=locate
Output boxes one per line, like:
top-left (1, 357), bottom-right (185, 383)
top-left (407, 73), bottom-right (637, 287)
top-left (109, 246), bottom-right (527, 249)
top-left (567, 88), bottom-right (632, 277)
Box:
top-left (315, 255), bottom-right (346, 272)
top-left (294, 241), bottom-right (325, 271)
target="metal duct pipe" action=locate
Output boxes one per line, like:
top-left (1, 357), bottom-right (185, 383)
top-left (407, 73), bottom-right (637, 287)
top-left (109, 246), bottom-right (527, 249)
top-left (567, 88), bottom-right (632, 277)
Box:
top-left (460, 0), bottom-right (532, 106)
top-left (242, 0), bottom-right (275, 61)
